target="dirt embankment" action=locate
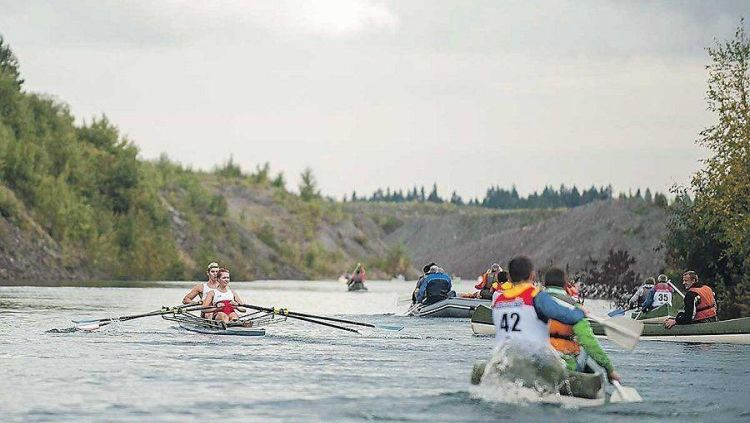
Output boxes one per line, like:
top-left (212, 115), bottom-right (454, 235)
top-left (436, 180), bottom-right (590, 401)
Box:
top-left (382, 200), bottom-right (666, 278)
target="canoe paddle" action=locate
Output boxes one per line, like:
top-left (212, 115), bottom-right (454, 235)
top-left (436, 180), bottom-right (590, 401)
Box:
top-left (588, 313), bottom-right (644, 350)
top-left (238, 304), bottom-right (403, 332)
top-left (610, 380), bottom-right (643, 403)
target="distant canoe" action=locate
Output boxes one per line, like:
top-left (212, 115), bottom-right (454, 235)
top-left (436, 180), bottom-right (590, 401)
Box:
top-left (347, 281), bottom-right (368, 292)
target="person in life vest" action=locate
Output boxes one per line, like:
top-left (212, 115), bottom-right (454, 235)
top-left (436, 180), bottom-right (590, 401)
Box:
top-left (641, 274), bottom-right (673, 313)
top-left (492, 257), bottom-right (585, 351)
top-left (415, 265), bottom-right (453, 305)
top-left (664, 271), bottom-right (718, 328)
top-left (347, 263), bottom-right (366, 288)
top-left (544, 268), bottom-right (620, 382)
top-left (628, 277), bottom-right (655, 309)
top-left (182, 261), bottom-right (221, 319)
top-left (476, 263), bottom-right (502, 297)
top-left (411, 262), bottom-right (437, 304)
top-left (463, 263), bottom-right (511, 299)
top-left (202, 268), bottom-right (249, 323)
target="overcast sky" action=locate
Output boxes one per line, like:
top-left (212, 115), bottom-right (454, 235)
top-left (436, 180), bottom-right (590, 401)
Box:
top-left (1, 1), bottom-right (747, 199)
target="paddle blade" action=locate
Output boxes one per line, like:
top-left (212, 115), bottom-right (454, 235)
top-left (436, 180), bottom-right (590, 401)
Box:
top-left (610, 381), bottom-right (643, 403)
top-left (601, 317), bottom-right (644, 350)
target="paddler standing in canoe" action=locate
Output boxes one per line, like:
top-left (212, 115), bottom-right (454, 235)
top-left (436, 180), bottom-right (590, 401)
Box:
top-left (544, 267), bottom-right (620, 382)
top-left (182, 261), bottom-right (221, 319)
top-left (664, 270), bottom-right (718, 329)
top-left (202, 268), bottom-right (248, 323)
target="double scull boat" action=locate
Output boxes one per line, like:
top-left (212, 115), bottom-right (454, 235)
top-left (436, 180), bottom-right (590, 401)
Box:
top-left (162, 308), bottom-right (286, 336)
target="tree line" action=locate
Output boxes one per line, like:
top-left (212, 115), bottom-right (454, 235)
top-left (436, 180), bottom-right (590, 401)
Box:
top-left (344, 183), bottom-right (668, 210)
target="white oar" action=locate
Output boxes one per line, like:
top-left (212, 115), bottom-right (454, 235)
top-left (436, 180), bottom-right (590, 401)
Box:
top-left (588, 314), bottom-right (643, 350)
top-left (610, 380), bottom-right (643, 403)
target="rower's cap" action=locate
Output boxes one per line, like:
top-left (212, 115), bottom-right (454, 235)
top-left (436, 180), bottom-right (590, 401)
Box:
top-left (644, 277), bottom-right (655, 285)
top-left (491, 263), bottom-right (501, 271)
top-left (657, 274), bottom-right (669, 283)
top-left (207, 262), bottom-right (220, 271)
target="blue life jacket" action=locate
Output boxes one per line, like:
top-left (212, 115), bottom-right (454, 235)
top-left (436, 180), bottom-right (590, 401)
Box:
top-left (416, 273), bottom-right (452, 304)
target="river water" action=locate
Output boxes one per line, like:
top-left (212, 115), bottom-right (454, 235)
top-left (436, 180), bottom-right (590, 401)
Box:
top-left (1, 280), bottom-right (748, 422)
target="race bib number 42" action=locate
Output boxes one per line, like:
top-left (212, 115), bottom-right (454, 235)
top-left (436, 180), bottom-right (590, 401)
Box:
top-left (497, 312), bottom-right (521, 332)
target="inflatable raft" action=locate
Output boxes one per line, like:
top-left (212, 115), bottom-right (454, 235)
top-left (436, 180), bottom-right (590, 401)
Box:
top-left (407, 297), bottom-right (490, 318)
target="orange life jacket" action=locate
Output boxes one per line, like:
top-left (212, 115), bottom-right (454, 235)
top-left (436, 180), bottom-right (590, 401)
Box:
top-left (549, 319), bottom-right (580, 355)
top-left (690, 285), bottom-right (717, 321)
top-left (546, 287), bottom-right (581, 355)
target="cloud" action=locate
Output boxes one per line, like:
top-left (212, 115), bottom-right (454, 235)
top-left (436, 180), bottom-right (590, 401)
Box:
top-left (152, 0), bottom-right (399, 39)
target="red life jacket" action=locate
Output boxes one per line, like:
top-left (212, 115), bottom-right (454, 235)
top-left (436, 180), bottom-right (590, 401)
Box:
top-left (689, 285), bottom-right (717, 321)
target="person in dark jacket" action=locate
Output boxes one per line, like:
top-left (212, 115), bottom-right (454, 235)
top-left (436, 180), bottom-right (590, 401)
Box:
top-left (411, 262), bottom-right (436, 304)
top-left (413, 263), bottom-right (454, 305)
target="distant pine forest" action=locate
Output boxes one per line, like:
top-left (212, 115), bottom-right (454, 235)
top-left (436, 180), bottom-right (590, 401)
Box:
top-left (346, 183), bottom-right (668, 210)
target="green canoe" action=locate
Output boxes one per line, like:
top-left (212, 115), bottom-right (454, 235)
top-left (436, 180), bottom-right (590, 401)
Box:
top-left (590, 317), bottom-right (750, 345)
top-left (471, 359), bottom-right (606, 407)
top-left (470, 304), bottom-right (495, 336)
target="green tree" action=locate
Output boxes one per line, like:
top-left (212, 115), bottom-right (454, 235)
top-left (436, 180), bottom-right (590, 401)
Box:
top-left (427, 183), bottom-right (442, 203)
top-left (271, 171), bottom-right (285, 189)
top-left (664, 21), bottom-right (750, 318)
top-left (0, 35), bottom-right (23, 89)
top-left (299, 167), bottom-right (319, 201)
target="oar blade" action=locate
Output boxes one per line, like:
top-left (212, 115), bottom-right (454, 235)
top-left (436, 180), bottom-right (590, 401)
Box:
top-left (75, 322), bottom-right (102, 331)
top-left (376, 324), bottom-right (404, 331)
top-left (600, 316), bottom-right (643, 350)
top-left (72, 317), bottom-right (101, 324)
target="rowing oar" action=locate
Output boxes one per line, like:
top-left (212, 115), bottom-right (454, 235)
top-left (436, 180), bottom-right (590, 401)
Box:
top-left (238, 304), bottom-right (403, 332)
top-left (73, 304), bottom-right (212, 330)
top-left (588, 313), bottom-right (644, 351)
